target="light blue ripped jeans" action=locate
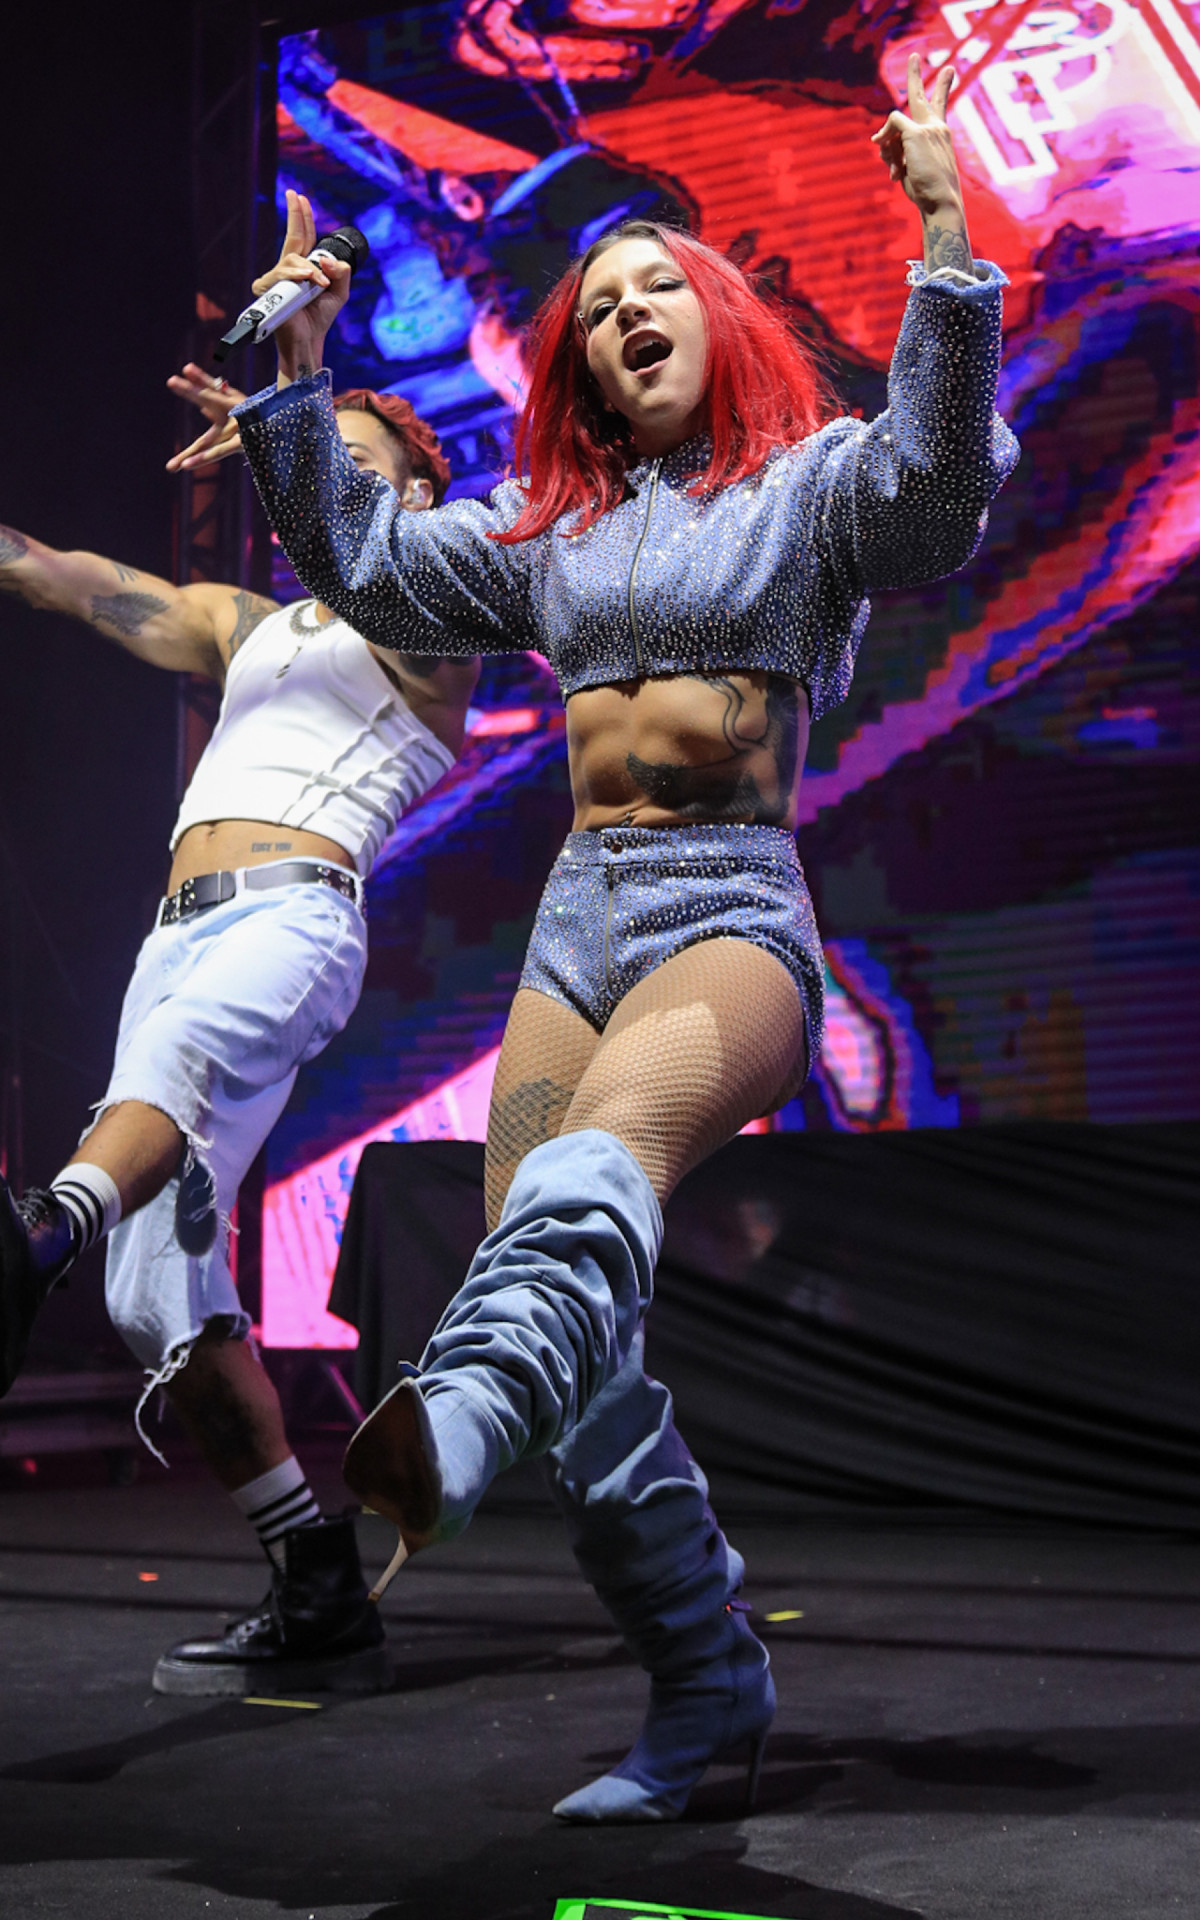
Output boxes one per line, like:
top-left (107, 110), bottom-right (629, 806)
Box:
top-left (95, 883), bottom-right (366, 1447)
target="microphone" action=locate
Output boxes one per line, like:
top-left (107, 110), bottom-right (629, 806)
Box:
top-left (212, 226), bottom-right (370, 363)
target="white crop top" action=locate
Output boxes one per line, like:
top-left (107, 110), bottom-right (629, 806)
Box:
top-left (171, 600), bottom-right (455, 877)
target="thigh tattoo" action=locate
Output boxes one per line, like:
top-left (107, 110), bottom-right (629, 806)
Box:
top-left (488, 1076), bottom-right (576, 1166)
top-left (485, 1076), bottom-right (577, 1222)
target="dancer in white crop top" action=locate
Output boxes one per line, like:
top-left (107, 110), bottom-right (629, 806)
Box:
top-left (0, 385), bottom-right (478, 1699)
top-left (171, 596), bottom-right (456, 878)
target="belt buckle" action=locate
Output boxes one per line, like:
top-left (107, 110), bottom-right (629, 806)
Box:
top-left (313, 864), bottom-right (358, 911)
top-left (163, 877), bottom-right (196, 926)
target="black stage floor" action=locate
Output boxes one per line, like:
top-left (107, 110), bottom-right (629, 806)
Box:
top-left (1, 1451), bottom-right (1197, 1919)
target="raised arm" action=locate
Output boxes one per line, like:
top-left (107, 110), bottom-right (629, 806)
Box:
top-left (0, 522), bottom-right (275, 681)
top-left (236, 373), bottom-right (537, 658)
top-left (231, 191), bottom-right (537, 659)
top-left (819, 57), bottom-right (1020, 594)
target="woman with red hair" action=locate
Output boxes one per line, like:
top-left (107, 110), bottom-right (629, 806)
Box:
top-left (234, 57), bottom-right (1018, 1822)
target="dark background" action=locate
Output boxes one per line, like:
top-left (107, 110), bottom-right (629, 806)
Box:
top-left (2, 6), bottom-right (193, 1357)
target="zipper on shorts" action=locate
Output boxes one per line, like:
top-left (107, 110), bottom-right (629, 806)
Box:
top-left (602, 864), bottom-right (616, 1001)
top-left (626, 457), bottom-right (661, 677)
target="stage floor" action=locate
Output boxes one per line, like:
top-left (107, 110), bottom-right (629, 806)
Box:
top-left (1, 1452), bottom-right (1197, 1919)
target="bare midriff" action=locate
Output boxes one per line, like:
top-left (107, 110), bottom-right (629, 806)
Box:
top-left (167, 820), bottom-right (356, 894)
top-left (566, 670), bottom-right (810, 833)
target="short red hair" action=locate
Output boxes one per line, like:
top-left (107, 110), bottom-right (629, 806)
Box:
top-left (494, 221), bottom-right (836, 545)
top-left (333, 388), bottom-right (452, 504)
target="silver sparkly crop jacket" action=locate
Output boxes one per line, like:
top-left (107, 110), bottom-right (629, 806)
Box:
top-left (236, 262), bottom-right (1019, 722)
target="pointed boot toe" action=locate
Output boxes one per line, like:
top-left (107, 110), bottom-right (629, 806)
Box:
top-left (553, 1773), bottom-right (677, 1824)
top-left (553, 1612), bottom-right (775, 1824)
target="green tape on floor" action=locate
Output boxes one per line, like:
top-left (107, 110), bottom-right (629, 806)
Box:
top-left (553, 1901), bottom-right (790, 1920)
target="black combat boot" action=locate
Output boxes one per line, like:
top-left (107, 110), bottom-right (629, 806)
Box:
top-left (153, 1513), bottom-right (392, 1697)
top-left (1, 1180), bottom-right (77, 1396)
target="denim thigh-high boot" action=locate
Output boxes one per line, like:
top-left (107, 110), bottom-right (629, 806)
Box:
top-left (343, 1130), bottom-right (663, 1557)
top-left (546, 1334), bottom-right (775, 1823)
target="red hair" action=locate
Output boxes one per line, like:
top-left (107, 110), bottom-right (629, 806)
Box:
top-left (494, 221), bottom-right (837, 545)
top-left (332, 387), bottom-right (452, 504)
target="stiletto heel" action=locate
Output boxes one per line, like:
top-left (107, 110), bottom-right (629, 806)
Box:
top-left (366, 1533), bottom-right (409, 1604)
top-left (744, 1726), bottom-right (768, 1813)
top-left (343, 1378), bottom-right (443, 1600)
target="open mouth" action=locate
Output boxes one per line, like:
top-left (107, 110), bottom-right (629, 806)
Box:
top-left (625, 334), bottom-right (672, 374)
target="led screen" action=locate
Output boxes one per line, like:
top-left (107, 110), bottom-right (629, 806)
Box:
top-left (260, 0), bottom-right (1200, 1345)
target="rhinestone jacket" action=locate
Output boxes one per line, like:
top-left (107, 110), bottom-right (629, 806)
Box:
top-left (236, 262), bottom-right (1018, 722)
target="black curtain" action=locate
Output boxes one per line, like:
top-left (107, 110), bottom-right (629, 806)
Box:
top-left (330, 1123), bottom-right (1200, 1529)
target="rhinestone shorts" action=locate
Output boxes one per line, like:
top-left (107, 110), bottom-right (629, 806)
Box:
top-left (518, 823), bottom-right (825, 1070)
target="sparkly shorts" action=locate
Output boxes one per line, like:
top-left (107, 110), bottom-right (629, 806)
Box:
top-left (518, 823), bottom-right (825, 1071)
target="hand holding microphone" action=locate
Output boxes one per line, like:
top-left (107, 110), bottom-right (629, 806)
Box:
top-left (168, 193), bottom-right (366, 471)
top-left (214, 190), bottom-right (367, 383)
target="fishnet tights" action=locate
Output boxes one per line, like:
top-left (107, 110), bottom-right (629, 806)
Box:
top-left (484, 938), bottom-right (807, 1229)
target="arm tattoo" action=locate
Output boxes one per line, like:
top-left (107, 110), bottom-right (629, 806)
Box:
top-left (111, 559), bottom-right (140, 583)
top-left (923, 222), bottom-right (972, 275)
top-left (90, 590), bottom-right (171, 637)
top-left (0, 525), bottom-right (29, 567)
top-left (626, 675), bottom-right (801, 825)
top-left (226, 589), bottom-right (279, 657)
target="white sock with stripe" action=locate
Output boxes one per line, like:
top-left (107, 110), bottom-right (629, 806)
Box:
top-left (231, 1457), bottom-right (323, 1566)
top-left (49, 1163), bottom-right (122, 1255)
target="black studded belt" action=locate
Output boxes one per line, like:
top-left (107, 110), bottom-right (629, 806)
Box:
top-left (157, 860), bottom-right (364, 928)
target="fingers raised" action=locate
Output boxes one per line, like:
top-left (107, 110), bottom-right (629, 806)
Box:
top-left (931, 63), bottom-right (956, 118)
top-left (281, 187), bottom-right (316, 260)
top-left (902, 51), bottom-right (955, 122)
top-left (906, 49), bottom-right (929, 116)
top-left (298, 193), bottom-right (316, 256)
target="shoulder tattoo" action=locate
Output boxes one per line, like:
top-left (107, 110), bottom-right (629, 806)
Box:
top-left (226, 589), bottom-right (279, 657)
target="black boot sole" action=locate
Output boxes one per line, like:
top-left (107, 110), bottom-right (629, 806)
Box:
top-left (152, 1642), bottom-right (394, 1698)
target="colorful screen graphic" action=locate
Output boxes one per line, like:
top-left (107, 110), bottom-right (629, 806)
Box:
top-left (261, 1), bottom-right (1200, 1346)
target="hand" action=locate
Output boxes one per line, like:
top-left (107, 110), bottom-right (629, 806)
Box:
top-left (253, 188), bottom-right (352, 384)
top-left (872, 54), bottom-right (965, 218)
top-left (165, 364), bottom-right (245, 472)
